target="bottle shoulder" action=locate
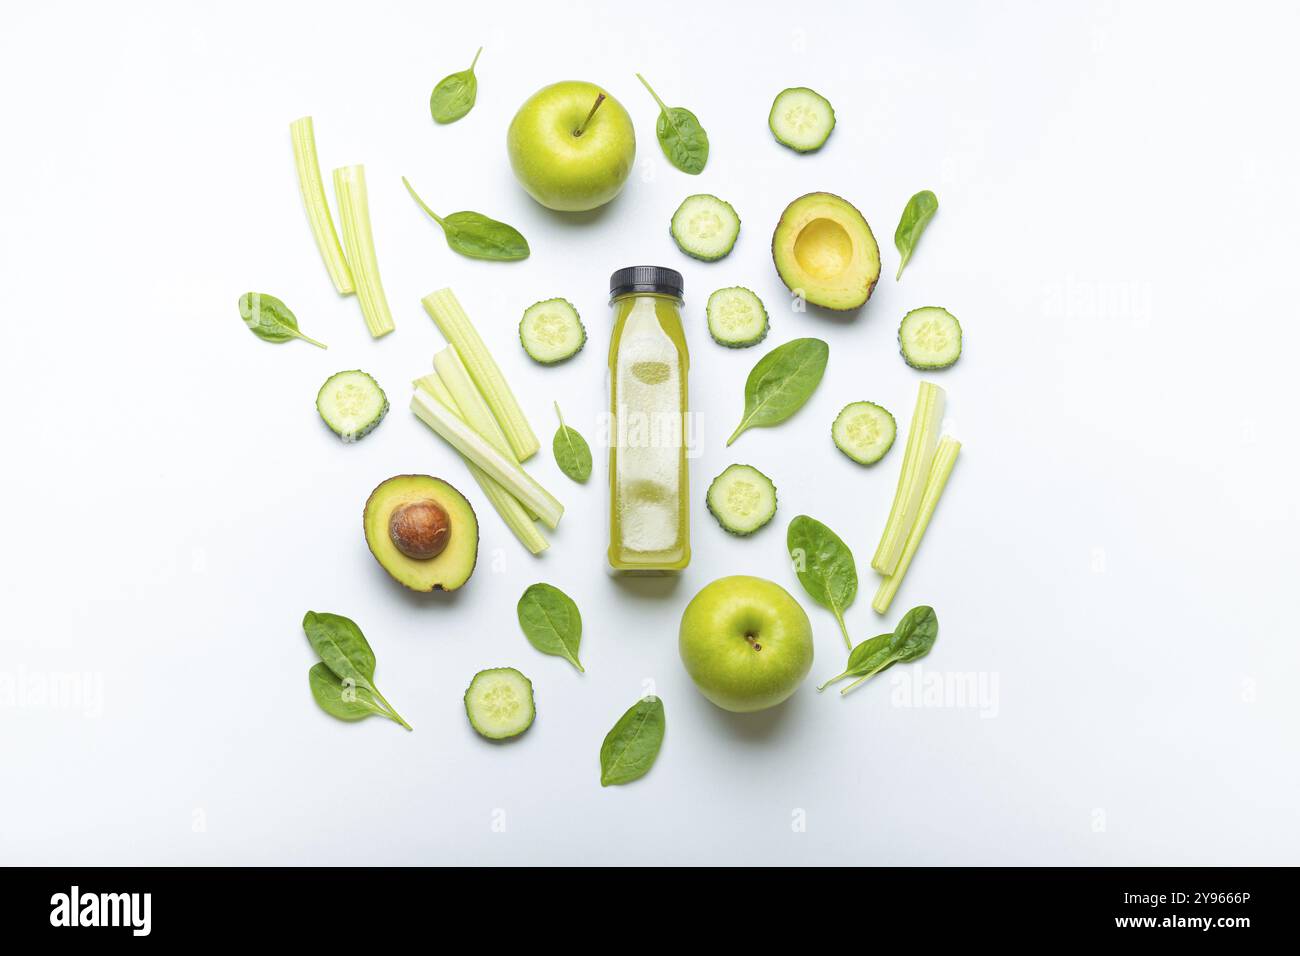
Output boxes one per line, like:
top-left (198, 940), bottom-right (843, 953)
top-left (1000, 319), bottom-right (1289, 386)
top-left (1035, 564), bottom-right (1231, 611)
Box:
top-left (609, 295), bottom-right (688, 364)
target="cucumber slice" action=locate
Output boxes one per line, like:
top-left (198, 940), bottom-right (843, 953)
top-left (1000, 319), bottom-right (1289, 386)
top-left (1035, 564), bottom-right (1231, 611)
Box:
top-left (464, 667), bottom-right (535, 740)
top-left (706, 287), bottom-right (769, 348)
top-left (670, 194), bottom-right (740, 261)
top-left (899, 307), bottom-right (962, 369)
top-left (519, 298), bottom-right (586, 365)
top-left (832, 401), bottom-right (896, 465)
top-left (768, 87), bottom-right (836, 153)
top-left (316, 370), bottom-right (388, 442)
top-left (706, 464), bottom-right (777, 535)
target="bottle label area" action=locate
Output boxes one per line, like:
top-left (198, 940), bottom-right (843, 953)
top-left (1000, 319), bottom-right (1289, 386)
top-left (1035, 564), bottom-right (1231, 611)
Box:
top-left (611, 297), bottom-right (687, 564)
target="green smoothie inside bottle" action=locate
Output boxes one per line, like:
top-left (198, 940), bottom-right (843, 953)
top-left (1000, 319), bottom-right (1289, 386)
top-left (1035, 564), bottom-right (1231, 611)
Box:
top-left (607, 267), bottom-right (690, 573)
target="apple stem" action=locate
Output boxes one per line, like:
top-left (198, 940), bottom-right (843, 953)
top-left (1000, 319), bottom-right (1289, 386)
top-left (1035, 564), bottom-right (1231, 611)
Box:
top-left (574, 93), bottom-right (606, 137)
top-left (744, 632), bottom-right (762, 652)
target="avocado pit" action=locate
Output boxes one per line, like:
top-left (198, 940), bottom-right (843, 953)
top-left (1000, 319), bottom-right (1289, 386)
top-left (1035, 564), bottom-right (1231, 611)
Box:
top-left (389, 499), bottom-right (451, 560)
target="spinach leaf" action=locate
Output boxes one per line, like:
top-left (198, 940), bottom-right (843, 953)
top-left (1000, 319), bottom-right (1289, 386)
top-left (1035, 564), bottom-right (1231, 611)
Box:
top-left (429, 47), bottom-right (482, 124)
top-left (889, 605), bottom-right (939, 663)
top-left (302, 611), bottom-right (411, 728)
top-left (303, 610), bottom-right (375, 683)
top-left (787, 515), bottom-right (858, 650)
top-left (727, 338), bottom-right (829, 445)
top-left (635, 74), bottom-right (709, 175)
top-left (308, 662), bottom-right (393, 722)
top-left (552, 403), bottom-right (592, 483)
top-left (600, 696), bottom-right (665, 786)
top-left (435, 212), bottom-right (529, 260)
top-left (822, 605), bottom-right (939, 696)
top-left (817, 633), bottom-right (895, 691)
top-left (402, 177), bottom-right (530, 261)
top-left (238, 292), bottom-right (327, 349)
top-left (516, 583), bottom-right (584, 672)
top-left (894, 190), bottom-right (938, 280)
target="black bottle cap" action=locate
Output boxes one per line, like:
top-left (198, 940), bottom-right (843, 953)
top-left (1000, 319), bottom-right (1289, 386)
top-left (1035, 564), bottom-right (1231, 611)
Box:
top-left (609, 265), bottom-right (684, 301)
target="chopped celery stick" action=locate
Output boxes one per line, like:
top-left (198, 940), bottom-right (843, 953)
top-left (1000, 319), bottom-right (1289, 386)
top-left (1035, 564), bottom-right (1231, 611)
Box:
top-left (871, 381), bottom-right (945, 575)
top-left (873, 436), bottom-right (960, 614)
top-left (414, 374), bottom-right (548, 555)
top-left (289, 117), bottom-right (353, 295)
top-left (416, 372), bottom-right (546, 544)
top-left (411, 388), bottom-right (563, 529)
top-left (432, 346), bottom-right (539, 521)
top-left (333, 165), bottom-right (395, 338)
top-left (422, 288), bottom-right (539, 461)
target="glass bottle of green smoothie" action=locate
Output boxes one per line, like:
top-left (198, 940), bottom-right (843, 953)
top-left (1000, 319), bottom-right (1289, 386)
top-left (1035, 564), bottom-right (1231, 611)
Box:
top-left (607, 266), bottom-right (690, 573)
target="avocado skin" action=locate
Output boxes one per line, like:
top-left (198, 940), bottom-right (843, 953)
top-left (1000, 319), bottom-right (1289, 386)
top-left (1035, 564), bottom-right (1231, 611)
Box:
top-left (771, 192), bottom-right (880, 312)
top-left (363, 475), bottom-right (479, 591)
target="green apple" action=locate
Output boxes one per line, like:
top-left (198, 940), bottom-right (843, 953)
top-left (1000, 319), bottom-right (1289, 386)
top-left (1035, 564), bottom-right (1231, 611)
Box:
top-left (679, 576), bottom-right (814, 713)
top-left (506, 81), bottom-right (636, 212)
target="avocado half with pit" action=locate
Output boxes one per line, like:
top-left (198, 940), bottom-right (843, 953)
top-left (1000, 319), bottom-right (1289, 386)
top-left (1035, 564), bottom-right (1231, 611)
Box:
top-left (772, 192), bottom-right (881, 311)
top-left (364, 475), bottom-right (478, 591)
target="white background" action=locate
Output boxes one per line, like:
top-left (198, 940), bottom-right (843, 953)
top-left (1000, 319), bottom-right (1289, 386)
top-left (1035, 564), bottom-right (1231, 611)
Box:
top-left (2, 0), bottom-right (1296, 866)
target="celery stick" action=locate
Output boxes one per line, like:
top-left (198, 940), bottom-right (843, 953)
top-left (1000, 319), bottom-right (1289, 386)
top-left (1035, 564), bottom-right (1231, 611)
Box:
top-left (873, 436), bottom-right (960, 614)
top-left (333, 165), bottom-right (395, 338)
top-left (289, 117), bottom-right (354, 295)
top-left (411, 389), bottom-right (562, 529)
top-left (414, 374), bottom-right (548, 555)
top-left (432, 347), bottom-right (521, 462)
top-left (871, 381), bottom-right (945, 575)
top-left (422, 288), bottom-right (539, 461)
top-left (432, 347), bottom-right (539, 520)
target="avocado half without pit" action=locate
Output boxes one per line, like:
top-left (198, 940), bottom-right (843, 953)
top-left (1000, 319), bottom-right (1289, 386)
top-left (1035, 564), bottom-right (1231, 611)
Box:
top-left (364, 475), bottom-right (478, 591)
top-left (771, 192), bottom-right (881, 311)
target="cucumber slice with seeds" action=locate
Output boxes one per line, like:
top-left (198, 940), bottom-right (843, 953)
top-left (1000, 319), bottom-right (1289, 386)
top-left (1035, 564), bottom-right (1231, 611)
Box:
top-left (899, 306), bottom-right (962, 369)
top-left (832, 401), bottom-right (896, 465)
top-left (670, 194), bottom-right (740, 261)
top-left (706, 464), bottom-right (778, 535)
top-left (464, 667), bottom-right (535, 740)
top-left (520, 298), bottom-right (585, 365)
top-left (316, 370), bottom-right (388, 442)
top-left (707, 287), bottom-right (769, 348)
top-left (769, 87), bottom-right (836, 153)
